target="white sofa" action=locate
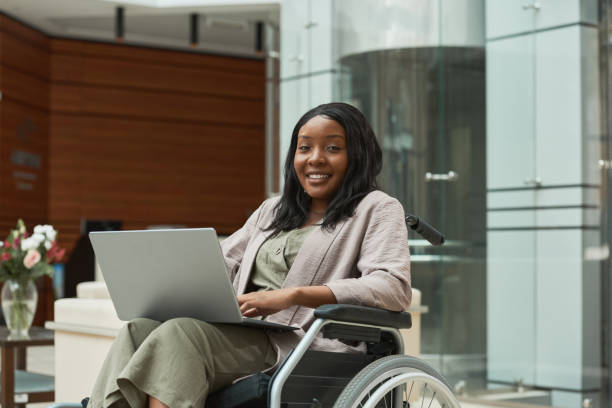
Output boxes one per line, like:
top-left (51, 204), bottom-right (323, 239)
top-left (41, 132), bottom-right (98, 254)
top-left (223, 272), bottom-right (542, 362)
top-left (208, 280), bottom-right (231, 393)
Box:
top-left (46, 282), bottom-right (125, 402)
top-left (46, 282), bottom-right (426, 403)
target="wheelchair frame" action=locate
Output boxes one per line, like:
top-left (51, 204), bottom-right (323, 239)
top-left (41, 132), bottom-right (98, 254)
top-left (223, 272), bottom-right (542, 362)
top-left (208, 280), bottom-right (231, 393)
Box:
top-left (270, 315), bottom-right (403, 407)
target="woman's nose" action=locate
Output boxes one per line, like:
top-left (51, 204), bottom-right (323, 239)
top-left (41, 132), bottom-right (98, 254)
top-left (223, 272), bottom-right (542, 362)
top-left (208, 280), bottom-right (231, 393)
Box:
top-left (307, 148), bottom-right (325, 164)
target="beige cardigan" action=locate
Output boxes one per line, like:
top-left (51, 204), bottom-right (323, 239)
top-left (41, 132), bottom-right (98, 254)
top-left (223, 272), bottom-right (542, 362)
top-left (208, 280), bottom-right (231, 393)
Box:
top-left (221, 190), bottom-right (412, 362)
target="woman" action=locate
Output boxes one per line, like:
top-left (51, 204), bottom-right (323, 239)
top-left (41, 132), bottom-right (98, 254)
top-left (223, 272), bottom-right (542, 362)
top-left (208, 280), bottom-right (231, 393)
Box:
top-left (89, 102), bottom-right (411, 408)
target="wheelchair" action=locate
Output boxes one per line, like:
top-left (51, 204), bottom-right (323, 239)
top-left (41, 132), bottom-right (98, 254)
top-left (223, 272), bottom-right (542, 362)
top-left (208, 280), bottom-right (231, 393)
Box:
top-left (50, 215), bottom-right (461, 408)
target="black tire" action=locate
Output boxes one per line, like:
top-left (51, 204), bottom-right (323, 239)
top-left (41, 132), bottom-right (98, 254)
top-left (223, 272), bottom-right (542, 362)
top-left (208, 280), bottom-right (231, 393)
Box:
top-left (333, 355), bottom-right (457, 408)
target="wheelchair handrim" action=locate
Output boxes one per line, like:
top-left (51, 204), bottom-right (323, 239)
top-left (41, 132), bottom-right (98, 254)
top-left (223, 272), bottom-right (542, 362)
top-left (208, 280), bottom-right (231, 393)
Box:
top-left (355, 368), bottom-right (460, 408)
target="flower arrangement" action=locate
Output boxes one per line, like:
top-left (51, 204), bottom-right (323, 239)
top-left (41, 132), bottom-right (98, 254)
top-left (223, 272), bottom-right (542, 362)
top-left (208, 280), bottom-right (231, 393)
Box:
top-left (0, 219), bottom-right (65, 337)
top-left (0, 219), bottom-right (65, 283)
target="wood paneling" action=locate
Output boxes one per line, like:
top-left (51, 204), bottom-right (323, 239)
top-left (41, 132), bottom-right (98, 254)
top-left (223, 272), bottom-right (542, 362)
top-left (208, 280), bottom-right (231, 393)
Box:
top-left (48, 39), bottom-right (266, 254)
top-left (0, 15), bottom-right (50, 232)
top-left (0, 13), bottom-right (266, 324)
top-left (0, 16), bottom-right (49, 79)
top-left (50, 83), bottom-right (264, 125)
top-left (51, 54), bottom-right (264, 99)
top-left (0, 14), bottom-right (51, 325)
top-left (49, 115), bottom-right (265, 241)
top-left (51, 39), bottom-right (263, 75)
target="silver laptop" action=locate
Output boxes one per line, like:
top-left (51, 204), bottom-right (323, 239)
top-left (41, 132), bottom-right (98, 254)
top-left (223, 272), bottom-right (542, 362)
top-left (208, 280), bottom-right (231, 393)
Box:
top-left (89, 228), bottom-right (298, 331)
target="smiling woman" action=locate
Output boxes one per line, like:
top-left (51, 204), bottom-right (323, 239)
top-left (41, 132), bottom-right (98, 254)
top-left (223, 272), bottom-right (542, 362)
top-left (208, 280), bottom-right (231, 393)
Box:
top-left (87, 102), bottom-right (411, 408)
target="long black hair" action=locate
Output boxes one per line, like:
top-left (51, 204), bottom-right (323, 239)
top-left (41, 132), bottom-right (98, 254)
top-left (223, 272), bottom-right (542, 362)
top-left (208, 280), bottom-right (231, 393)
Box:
top-left (268, 102), bottom-right (382, 231)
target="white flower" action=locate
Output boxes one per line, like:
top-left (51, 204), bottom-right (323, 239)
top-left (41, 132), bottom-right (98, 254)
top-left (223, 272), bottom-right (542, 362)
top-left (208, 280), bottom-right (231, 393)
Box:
top-left (36, 225), bottom-right (57, 241)
top-left (44, 240), bottom-right (52, 250)
top-left (20, 238), bottom-right (38, 251)
top-left (12, 231), bottom-right (18, 239)
top-left (0, 241), bottom-right (3, 248)
top-left (31, 233), bottom-right (45, 244)
top-left (46, 229), bottom-right (57, 242)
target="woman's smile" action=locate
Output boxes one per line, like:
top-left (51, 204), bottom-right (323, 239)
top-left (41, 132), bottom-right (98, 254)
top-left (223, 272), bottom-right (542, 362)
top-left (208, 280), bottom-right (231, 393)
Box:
top-left (305, 172), bottom-right (332, 183)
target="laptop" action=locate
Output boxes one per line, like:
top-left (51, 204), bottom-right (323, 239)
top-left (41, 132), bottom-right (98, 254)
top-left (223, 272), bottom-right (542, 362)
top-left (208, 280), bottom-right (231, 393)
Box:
top-left (89, 228), bottom-right (298, 332)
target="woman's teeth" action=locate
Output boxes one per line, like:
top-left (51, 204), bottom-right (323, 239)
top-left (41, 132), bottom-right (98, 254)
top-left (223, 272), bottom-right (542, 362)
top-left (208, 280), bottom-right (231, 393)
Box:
top-left (307, 174), bottom-right (330, 179)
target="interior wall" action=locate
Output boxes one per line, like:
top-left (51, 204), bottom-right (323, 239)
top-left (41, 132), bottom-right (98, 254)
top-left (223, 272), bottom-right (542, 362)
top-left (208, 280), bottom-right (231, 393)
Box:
top-left (0, 12), bottom-right (266, 321)
top-left (48, 39), bottom-right (266, 251)
top-left (0, 14), bottom-right (52, 325)
top-left (0, 14), bottom-right (50, 236)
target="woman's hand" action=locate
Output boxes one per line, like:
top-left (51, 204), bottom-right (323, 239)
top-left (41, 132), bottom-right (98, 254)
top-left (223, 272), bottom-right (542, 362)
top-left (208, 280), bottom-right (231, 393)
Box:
top-left (237, 288), bottom-right (297, 317)
top-left (237, 286), bottom-right (337, 318)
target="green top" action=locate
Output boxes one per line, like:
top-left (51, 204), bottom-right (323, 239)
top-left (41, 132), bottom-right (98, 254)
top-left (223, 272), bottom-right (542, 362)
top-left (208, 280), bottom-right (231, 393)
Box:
top-left (250, 224), bottom-right (319, 291)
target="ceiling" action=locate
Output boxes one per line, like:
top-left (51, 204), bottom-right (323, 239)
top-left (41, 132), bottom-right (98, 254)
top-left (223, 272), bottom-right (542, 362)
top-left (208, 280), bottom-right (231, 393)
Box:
top-left (0, 0), bottom-right (280, 56)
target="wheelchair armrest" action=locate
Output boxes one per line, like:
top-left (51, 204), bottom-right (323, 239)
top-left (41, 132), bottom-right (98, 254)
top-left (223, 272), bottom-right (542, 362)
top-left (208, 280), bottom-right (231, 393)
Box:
top-left (314, 304), bottom-right (412, 329)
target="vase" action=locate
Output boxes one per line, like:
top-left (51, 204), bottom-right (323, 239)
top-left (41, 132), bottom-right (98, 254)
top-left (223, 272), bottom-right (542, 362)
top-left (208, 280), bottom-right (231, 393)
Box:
top-left (1, 279), bottom-right (38, 339)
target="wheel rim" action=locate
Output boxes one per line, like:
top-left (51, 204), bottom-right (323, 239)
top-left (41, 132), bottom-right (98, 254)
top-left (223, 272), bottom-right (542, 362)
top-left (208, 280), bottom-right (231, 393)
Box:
top-left (351, 368), bottom-right (459, 408)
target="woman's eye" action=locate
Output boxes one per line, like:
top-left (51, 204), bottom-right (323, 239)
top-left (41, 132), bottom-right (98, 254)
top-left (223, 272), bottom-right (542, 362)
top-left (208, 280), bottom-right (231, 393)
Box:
top-left (327, 145), bottom-right (341, 151)
top-left (298, 145), bottom-right (310, 151)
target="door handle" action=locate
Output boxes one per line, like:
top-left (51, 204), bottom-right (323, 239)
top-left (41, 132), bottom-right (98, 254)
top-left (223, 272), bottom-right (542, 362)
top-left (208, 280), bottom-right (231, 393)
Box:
top-left (599, 159), bottom-right (611, 169)
top-left (425, 171), bottom-right (458, 182)
top-left (522, 2), bottom-right (542, 11)
top-left (524, 177), bottom-right (542, 187)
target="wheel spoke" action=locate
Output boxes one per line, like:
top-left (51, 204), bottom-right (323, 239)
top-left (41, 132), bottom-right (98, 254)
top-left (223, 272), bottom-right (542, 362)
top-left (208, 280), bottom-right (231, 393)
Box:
top-left (334, 356), bottom-right (459, 408)
top-left (426, 391), bottom-right (436, 408)
top-left (420, 384), bottom-right (428, 408)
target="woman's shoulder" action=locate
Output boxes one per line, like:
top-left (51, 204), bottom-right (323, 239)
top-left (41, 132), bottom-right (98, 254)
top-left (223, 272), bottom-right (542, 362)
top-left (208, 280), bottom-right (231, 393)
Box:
top-left (356, 190), bottom-right (404, 213)
top-left (252, 195), bottom-right (282, 224)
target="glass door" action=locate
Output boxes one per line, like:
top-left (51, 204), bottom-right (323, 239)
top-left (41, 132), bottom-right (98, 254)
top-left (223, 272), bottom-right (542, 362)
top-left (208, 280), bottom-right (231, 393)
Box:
top-left (333, 0), bottom-right (487, 391)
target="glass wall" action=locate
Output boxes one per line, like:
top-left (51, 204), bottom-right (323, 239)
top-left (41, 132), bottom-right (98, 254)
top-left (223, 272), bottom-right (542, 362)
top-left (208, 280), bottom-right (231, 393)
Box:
top-left (331, 0), bottom-right (604, 407)
top-left (333, 0), bottom-right (487, 391)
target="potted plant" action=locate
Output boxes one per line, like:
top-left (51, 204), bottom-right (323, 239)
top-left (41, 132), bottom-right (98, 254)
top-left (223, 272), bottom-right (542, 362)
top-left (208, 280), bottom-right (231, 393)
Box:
top-left (0, 220), bottom-right (65, 338)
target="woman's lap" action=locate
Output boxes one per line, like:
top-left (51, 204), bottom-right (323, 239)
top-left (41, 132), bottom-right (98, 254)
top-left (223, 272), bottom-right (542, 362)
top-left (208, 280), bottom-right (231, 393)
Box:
top-left (91, 317), bottom-right (276, 408)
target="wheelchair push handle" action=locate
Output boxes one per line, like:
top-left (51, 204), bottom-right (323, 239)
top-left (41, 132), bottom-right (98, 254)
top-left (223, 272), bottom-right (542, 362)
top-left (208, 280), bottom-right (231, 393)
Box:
top-left (405, 214), bottom-right (445, 246)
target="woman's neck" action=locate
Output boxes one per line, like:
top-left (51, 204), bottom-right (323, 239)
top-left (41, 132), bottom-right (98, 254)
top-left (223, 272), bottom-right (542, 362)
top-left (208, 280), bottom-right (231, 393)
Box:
top-left (302, 200), bottom-right (327, 227)
top-left (310, 199), bottom-right (327, 216)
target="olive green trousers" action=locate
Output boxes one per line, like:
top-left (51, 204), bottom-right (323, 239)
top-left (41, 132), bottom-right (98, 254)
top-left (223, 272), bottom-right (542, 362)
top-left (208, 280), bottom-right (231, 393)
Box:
top-left (89, 317), bottom-right (277, 408)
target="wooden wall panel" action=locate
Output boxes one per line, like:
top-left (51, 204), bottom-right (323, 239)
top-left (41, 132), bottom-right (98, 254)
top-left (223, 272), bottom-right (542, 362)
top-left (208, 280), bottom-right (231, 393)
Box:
top-left (0, 14), bottom-right (51, 325)
top-left (50, 115), bottom-right (264, 227)
top-left (51, 39), bottom-right (263, 75)
top-left (0, 16), bottom-right (49, 79)
top-left (0, 14), bottom-right (49, 233)
top-left (50, 83), bottom-right (264, 125)
top-left (49, 39), bottom-right (266, 253)
top-left (51, 54), bottom-right (264, 99)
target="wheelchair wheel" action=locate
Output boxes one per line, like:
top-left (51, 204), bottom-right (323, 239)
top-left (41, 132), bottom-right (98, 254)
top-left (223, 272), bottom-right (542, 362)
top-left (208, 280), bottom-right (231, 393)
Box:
top-left (333, 355), bottom-right (460, 408)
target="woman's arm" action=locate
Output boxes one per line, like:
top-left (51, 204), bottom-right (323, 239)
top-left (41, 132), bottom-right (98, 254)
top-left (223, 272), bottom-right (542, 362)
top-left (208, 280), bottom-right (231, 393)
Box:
top-left (237, 285), bottom-right (337, 317)
top-left (221, 199), bottom-right (273, 281)
top-left (325, 196), bottom-right (412, 311)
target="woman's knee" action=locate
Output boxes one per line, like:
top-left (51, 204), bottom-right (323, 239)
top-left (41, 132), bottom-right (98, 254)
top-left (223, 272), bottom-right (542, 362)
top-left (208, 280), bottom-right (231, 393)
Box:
top-left (123, 318), bottom-right (161, 346)
top-left (150, 318), bottom-right (214, 344)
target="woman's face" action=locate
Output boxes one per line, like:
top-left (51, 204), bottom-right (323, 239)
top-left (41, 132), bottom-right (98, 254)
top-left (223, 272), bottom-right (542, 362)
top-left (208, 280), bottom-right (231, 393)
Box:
top-left (294, 115), bottom-right (348, 210)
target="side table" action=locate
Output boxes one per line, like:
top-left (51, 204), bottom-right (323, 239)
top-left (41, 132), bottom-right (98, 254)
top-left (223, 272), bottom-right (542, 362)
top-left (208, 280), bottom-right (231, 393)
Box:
top-left (0, 327), bottom-right (54, 408)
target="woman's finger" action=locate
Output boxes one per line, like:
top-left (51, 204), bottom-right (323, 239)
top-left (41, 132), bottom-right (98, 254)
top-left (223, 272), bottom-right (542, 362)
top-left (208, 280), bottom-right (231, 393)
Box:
top-left (240, 301), bottom-right (253, 313)
top-left (242, 307), bottom-right (260, 317)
